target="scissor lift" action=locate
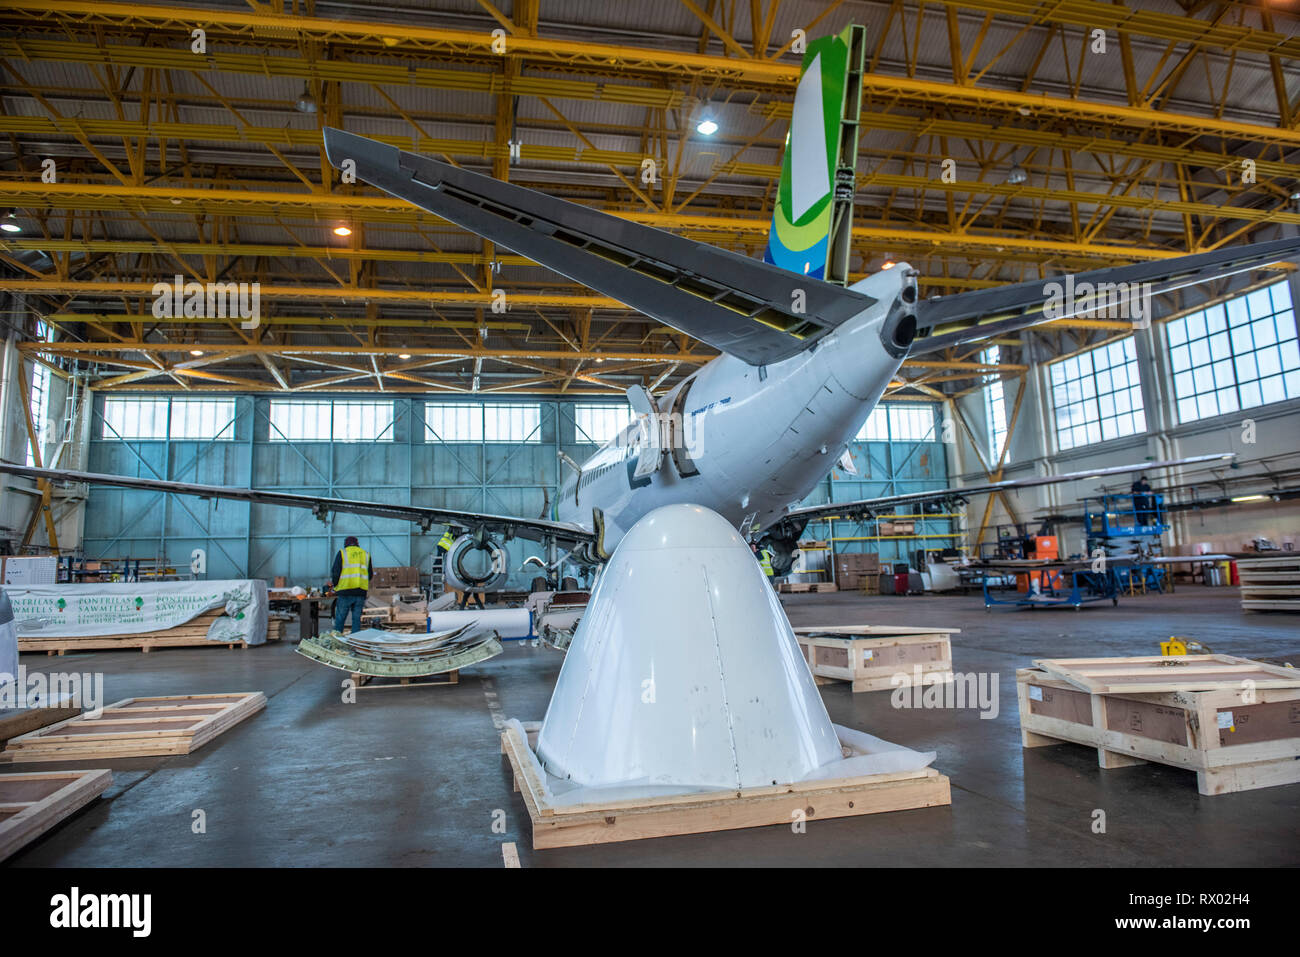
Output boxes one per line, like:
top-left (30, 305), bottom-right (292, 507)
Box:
top-left (1084, 493), bottom-right (1168, 594)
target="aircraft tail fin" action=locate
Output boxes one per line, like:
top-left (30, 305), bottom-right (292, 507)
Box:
top-left (763, 24), bottom-right (865, 285)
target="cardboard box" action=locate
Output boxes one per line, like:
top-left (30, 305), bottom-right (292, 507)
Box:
top-left (371, 566), bottom-right (420, 589)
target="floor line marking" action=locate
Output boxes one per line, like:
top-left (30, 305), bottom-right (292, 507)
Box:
top-left (502, 841), bottom-right (520, 868)
top-left (481, 676), bottom-right (506, 730)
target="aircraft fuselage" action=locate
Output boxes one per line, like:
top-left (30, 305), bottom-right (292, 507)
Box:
top-left (556, 266), bottom-right (913, 550)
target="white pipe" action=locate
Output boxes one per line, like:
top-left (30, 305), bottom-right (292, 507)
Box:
top-left (427, 608), bottom-right (531, 639)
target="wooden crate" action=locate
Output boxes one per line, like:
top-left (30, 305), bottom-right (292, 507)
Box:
top-left (500, 722), bottom-right (950, 849)
top-left (793, 625), bottom-right (957, 693)
top-left (0, 769), bottom-right (113, 861)
top-left (0, 693), bottom-right (266, 763)
top-left (1017, 661), bottom-right (1300, 795)
top-left (1237, 556), bottom-right (1300, 612)
top-left (18, 610), bottom-right (284, 655)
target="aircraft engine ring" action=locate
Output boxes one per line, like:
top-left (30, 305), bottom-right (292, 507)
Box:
top-left (442, 534), bottom-right (509, 592)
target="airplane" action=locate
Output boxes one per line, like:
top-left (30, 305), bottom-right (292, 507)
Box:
top-left (2, 26), bottom-right (1294, 591)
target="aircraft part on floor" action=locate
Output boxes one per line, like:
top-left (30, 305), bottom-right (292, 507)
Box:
top-left (536, 503), bottom-right (849, 790)
top-left (296, 626), bottom-right (501, 678)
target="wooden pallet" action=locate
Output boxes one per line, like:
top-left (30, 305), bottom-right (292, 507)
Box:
top-left (0, 693), bottom-right (266, 763)
top-left (19, 611), bottom-right (284, 655)
top-left (1237, 556), bottom-right (1300, 612)
top-left (0, 769), bottom-right (113, 861)
top-left (1017, 665), bottom-right (1300, 795)
top-left (793, 625), bottom-right (958, 693)
top-left (500, 722), bottom-right (950, 849)
top-left (350, 670), bottom-right (458, 689)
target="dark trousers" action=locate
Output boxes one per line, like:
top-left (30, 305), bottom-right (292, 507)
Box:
top-left (457, 591), bottom-right (486, 610)
top-left (333, 594), bottom-right (365, 633)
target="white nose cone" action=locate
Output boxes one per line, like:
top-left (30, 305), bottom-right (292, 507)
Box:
top-left (537, 504), bottom-right (843, 790)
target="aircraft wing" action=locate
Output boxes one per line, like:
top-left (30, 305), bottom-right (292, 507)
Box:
top-left (322, 128), bottom-right (878, 366)
top-left (0, 465), bottom-right (594, 549)
top-left (912, 237), bottom-right (1300, 355)
top-left (783, 453), bottom-right (1236, 525)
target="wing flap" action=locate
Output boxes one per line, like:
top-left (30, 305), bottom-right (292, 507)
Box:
top-left (323, 128), bottom-right (876, 365)
top-left (1, 465), bottom-right (592, 548)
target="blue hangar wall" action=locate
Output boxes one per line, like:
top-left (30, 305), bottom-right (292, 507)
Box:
top-left (82, 394), bottom-right (952, 588)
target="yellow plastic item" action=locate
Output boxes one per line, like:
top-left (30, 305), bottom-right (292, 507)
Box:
top-left (1160, 637), bottom-right (1211, 656)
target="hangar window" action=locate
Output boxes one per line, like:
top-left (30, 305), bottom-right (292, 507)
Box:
top-left (425, 403), bottom-right (483, 442)
top-left (982, 346), bottom-right (1009, 463)
top-left (854, 404), bottom-right (937, 442)
top-left (169, 398), bottom-right (237, 440)
top-left (574, 404), bottom-right (633, 444)
top-left (332, 400), bottom-right (394, 442)
top-left (888, 404), bottom-right (938, 442)
top-left (855, 406), bottom-right (888, 441)
top-left (1166, 281), bottom-right (1299, 423)
top-left (101, 396), bottom-right (170, 441)
top-left (268, 399), bottom-right (331, 442)
top-left (1049, 337), bottom-right (1146, 451)
top-left (26, 362), bottom-right (51, 465)
top-left (484, 403), bottom-right (542, 443)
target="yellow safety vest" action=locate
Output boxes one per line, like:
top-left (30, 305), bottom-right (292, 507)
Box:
top-left (337, 545), bottom-right (370, 592)
top-left (437, 529), bottom-right (455, 551)
top-left (758, 548), bottom-right (774, 576)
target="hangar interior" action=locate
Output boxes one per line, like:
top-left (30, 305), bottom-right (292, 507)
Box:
top-left (0, 0), bottom-right (1297, 869)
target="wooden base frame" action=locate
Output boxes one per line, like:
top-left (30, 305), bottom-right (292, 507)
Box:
top-left (500, 722), bottom-right (951, 849)
top-left (0, 769), bottom-right (112, 861)
top-left (0, 693), bottom-right (266, 763)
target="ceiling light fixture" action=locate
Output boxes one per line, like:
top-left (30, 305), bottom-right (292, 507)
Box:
top-left (696, 117), bottom-right (718, 136)
top-left (1007, 163), bottom-right (1027, 185)
top-left (399, 353), bottom-right (411, 360)
top-left (1231, 494), bottom-right (1267, 503)
top-left (295, 85), bottom-right (318, 114)
top-left (0, 212), bottom-right (20, 233)
top-left (333, 225), bottom-right (352, 237)
top-left (190, 349), bottom-right (204, 356)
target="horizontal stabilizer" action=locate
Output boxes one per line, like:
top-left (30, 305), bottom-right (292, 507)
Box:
top-left (323, 128), bottom-right (877, 365)
top-left (913, 238), bottom-right (1300, 355)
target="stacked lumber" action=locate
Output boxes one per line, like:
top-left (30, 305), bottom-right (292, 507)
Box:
top-left (793, 625), bottom-right (957, 692)
top-left (0, 769), bottom-right (113, 861)
top-left (0, 693), bottom-right (266, 763)
top-left (362, 587), bottom-right (426, 630)
top-left (1018, 655), bottom-right (1300, 795)
top-left (19, 609), bottom-right (284, 655)
top-left (778, 582), bottom-right (838, 593)
top-left (1237, 556), bottom-right (1300, 612)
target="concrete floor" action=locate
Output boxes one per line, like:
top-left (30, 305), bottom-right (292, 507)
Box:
top-left (4, 588), bottom-right (1298, 867)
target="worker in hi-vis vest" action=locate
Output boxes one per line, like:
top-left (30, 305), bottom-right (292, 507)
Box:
top-left (752, 541), bottom-right (775, 585)
top-left (330, 535), bottom-right (373, 633)
top-left (437, 528), bottom-right (455, 552)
